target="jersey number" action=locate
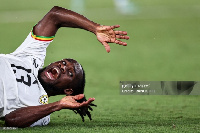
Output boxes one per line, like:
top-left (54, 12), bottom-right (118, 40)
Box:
top-left (11, 64), bottom-right (37, 87)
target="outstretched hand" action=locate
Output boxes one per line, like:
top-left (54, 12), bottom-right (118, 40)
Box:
top-left (59, 94), bottom-right (96, 122)
top-left (96, 25), bottom-right (129, 53)
top-left (59, 94), bottom-right (95, 109)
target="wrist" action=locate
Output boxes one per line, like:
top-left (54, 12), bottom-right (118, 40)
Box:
top-left (89, 23), bottom-right (101, 35)
top-left (52, 101), bottom-right (63, 111)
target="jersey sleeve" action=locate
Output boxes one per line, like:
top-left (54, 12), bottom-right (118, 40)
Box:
top-left (10, 31), bottom-right (55, 68)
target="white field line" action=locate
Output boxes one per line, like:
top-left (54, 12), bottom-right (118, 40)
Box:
top-left (0, 6), bottom-right (200, 23)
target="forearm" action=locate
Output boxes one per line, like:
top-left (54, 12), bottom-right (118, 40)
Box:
top-left (5, 101), bottom-right (61, 128)
top-left (33, 6), bottom-right (100, 37)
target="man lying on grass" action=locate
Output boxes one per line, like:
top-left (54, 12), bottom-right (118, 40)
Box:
top-left (0, 6), bottom-right (129, 128)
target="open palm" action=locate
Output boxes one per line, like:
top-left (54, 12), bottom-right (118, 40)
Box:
top-left (96, 25), bottom-right (129, 53)
top-left (59, 94), bottom-right (95, 109)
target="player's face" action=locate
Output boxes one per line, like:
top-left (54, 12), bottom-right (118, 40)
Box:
top-left (40, 59), bottom-right (83, 90)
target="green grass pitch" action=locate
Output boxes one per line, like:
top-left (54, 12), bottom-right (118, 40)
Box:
top-left (0, 0), bottom-right (200, 132)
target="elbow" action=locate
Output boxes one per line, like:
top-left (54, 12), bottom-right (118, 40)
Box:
top-left (49, 6), bottom-right (68, 17)
top-left (5, 115), bottom-right (17, 127)
top-left (47, 6), bottom-right (62, 18)
top-left (50, 6), bottom-right (64, 12)
top-left (47, 6), bottom-right (67, 27)
top-left (5, 114), bottom-right (29, 128)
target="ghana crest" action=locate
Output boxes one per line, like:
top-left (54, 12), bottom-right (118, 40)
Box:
top-left (39, 95), bottom-right (49, 104)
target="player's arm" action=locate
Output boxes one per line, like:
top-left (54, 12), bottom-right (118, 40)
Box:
top-left (33, 6), bottom-right (129, 52)
top-left (5, 94), bottom-right (94, 128)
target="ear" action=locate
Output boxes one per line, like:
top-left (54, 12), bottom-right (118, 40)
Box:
top-left (64, 88), bottom-right (74, 96)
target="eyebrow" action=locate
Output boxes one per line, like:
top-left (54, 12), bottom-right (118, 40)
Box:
top-left (65, 59), bottom-right (76, 74)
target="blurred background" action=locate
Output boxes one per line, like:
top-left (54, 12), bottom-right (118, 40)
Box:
top-left (0, 0), bottom-right (200, 131)
top-left (0, 0), bottom-right (200, 95)
top-left (1, 0), bottom-right (200, 95)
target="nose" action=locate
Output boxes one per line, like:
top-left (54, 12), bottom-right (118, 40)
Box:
top-left (58, 63), bottom-right (67, 73)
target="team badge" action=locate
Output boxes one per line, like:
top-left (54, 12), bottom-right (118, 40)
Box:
top-left (39, 95), bottom-right (49, 104)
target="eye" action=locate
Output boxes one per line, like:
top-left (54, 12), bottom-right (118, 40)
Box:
top-left (62, 61), bottom-right (66, 65)
top-left (69, 71), bottom-right (73, 77)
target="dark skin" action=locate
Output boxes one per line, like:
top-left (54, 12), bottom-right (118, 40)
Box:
top-left (5, 6), bottom-right (129, 128)
top-left (39, 59), bottom-right (81, 96)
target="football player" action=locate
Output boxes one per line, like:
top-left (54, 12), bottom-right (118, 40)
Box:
top-left (0, 6), bottom-right (129, 127)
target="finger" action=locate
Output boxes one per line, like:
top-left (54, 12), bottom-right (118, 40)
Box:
top-left (78, 98), bottom-right (95, 108)
top-left (115, 40), bottom-right (127, 46)
top-left (115, 31), bottom-right (127, 35)
top-left (102, 42), bottom-right (111, 53)
top-left (84, 98), bottom-right (95, 105)
top-left (110, 25), bottom-right (120, 29)
top-left (116, 35), bottom-right (130, 40)
top-left (73, 94), bottom-right (85, 100)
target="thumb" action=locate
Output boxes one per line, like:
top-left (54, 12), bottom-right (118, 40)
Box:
top-left (102, 42), bottom-right (110, 53)
top-left (73, 94), bottom-right (85, 100)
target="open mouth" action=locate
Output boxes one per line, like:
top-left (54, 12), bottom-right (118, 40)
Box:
top-left (45, 67), bottom-right (60, 80)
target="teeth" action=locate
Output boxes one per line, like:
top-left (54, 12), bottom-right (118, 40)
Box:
top-left (47, 72), bottom-right (53, 80)
top-left (56, 68), bottom-right (59, 74)
top-left (53, 67), bottom-right (59, 74)
top-left (45, 67), bottom-right (60, 80)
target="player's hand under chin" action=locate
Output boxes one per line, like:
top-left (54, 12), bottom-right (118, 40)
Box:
top-left (59, 94), bottom-right (95, 109)
top-left (96, 25), bottom-right (130, 53)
